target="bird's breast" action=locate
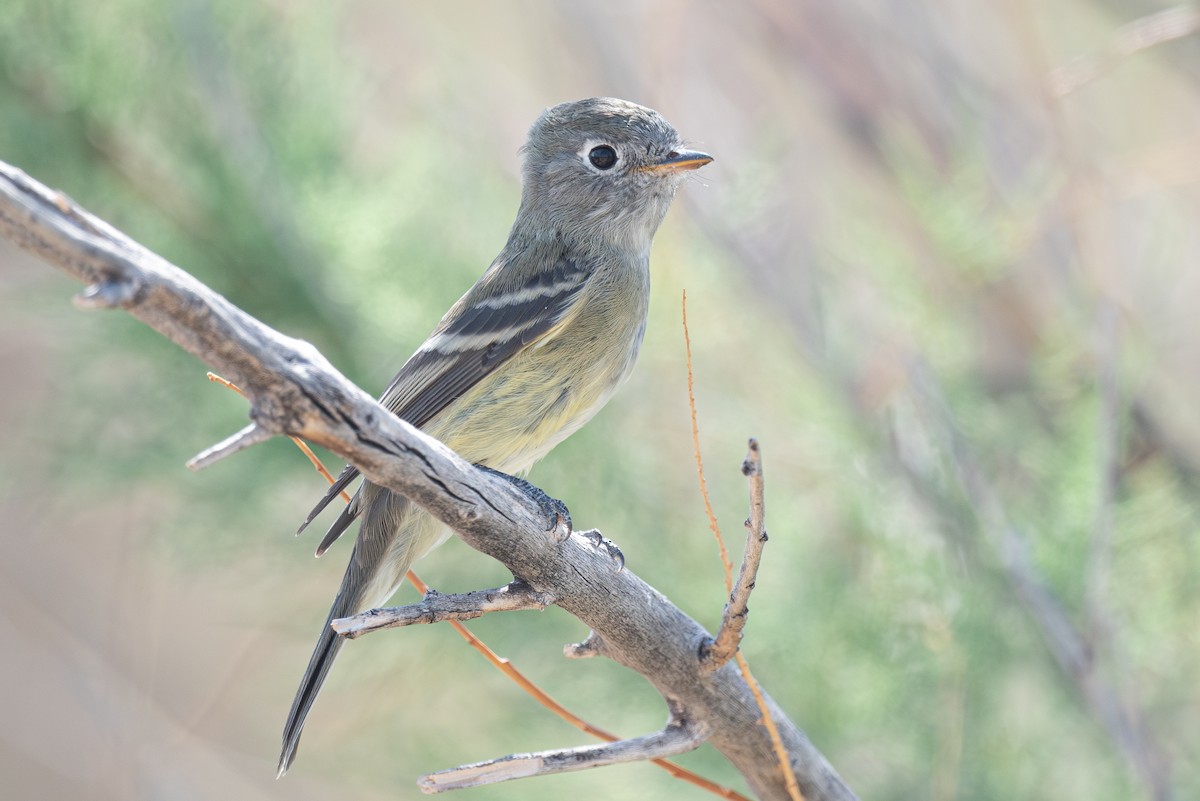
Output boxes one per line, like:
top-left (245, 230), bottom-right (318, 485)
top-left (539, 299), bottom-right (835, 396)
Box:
top-left (429, 256), bottom-right (650, 474)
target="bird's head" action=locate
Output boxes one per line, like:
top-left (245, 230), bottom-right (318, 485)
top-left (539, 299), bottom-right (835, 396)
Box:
top-left (518, 97), bottom-right (711, 251)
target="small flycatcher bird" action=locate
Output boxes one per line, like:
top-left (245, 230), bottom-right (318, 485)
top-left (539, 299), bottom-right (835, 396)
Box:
top-left (278, 97), bottom-right (711, 775)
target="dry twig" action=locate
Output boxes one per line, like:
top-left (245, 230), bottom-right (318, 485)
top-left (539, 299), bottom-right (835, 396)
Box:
top-left (332, 582), bottom-right (554, 638)
top-left (420, 716), bottom-right (711, 792)
top-left (682, 291), bottom-right (804, 801)
top-left (707, 441), bottom-right (770, 668)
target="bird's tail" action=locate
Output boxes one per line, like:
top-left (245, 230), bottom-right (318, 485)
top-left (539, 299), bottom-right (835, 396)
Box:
top-left (277, 599), bottom-right (347, 778)
top-left (278, 486), bottom-right (431, 777)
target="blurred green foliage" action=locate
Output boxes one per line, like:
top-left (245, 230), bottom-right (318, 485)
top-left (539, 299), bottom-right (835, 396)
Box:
top-left (2, 2), bottom-right (1198, 801)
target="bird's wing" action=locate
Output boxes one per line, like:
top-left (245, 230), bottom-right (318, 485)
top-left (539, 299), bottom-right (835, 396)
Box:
top-left (300, 249), bottom-right (593, 553)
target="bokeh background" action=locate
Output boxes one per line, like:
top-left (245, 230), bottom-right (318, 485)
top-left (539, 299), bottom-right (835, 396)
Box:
top-left (2, 1), bottom-right (1198, 799)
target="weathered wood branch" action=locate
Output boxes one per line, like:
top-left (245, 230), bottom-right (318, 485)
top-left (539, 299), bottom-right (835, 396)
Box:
top-left (333, 581), bottom-right (554, 638)
top-left (564, 630), bottom-right (613, 660)
top-left (0, 160), bottom-right (857, 801)
top-left (420, 714), bottom-right (711, 793)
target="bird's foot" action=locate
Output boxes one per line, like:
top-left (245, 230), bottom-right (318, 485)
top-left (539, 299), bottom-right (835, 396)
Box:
top-left (576, 528), bottom-right (624, 571)
top-left (473, 464), bottom-right (572, 541)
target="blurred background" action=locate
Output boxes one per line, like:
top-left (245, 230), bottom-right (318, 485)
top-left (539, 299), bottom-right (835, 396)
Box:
top-left (1, 1), bottom-right (1198, 799)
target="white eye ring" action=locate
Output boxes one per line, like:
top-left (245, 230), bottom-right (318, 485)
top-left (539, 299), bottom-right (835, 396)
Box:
top-left (580, 140), bottom-right (619, 172)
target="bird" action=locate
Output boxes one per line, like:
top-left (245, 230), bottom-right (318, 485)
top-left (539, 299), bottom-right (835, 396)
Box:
top-left (278, 97), bottom-right (711, 776)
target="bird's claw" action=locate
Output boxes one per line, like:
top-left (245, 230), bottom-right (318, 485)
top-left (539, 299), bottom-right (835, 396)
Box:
top-left (473, 463), bottom-right (572, 541)
top-left (525, 484), bottom-right (571, 541)
top-left (544, 496), bottom-right (573, 542)
top-left (576, 528), bottom-right (624, 571)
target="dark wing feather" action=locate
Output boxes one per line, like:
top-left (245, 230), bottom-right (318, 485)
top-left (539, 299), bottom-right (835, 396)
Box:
top-left (377, 255), bottom-right (591, 426)
top-left (296, 463), bottom-right (360, 535)
top-left (300, 252), bottom-right (592, 551)
top-left (314, 496), bottom-right (361, 556)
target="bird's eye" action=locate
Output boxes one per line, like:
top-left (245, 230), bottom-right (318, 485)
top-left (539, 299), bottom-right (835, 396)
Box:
top-left (588, 145), bottom-right (618, 170)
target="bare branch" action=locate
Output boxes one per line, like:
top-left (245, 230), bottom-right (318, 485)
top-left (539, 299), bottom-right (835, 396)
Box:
top-left (186, 422), bottom-right (272, 470)
top-left (74, 277), bottom-right (141, 309)
top-left (419, 717), bottom-right (712, 793)
top-left (333, 582), bottom-right (553, 638)
top-left (563, 630), bottom-right (611, 660)
top-left (0, 159), bottom-right (858, 801)
top-left (706, 439), bottom-right (768, 669)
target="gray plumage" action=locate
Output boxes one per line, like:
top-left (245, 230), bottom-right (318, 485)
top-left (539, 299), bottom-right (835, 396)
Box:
top-left (278, 97), bottom-right (710, 776)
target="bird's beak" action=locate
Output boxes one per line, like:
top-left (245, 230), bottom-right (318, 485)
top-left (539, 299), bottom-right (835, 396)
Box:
top-left (640, 149), bottom-right (713, 174)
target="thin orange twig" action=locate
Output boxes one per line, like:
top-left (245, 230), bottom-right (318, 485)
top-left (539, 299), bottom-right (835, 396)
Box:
top-left (405, 568), bottom-right (748, 797)
top-left (400, 569), bottom-right (621, 742)
top-left (681, 291), bottom-right (733, 588)
top-left (681, 293), bottom-right (804, 801)
top-left (205, 370), bottom-right (749, 801)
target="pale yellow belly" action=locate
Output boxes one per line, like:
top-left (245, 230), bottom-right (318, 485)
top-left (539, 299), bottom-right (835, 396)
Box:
top-left (425, 320), bottom-right (639, 475)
